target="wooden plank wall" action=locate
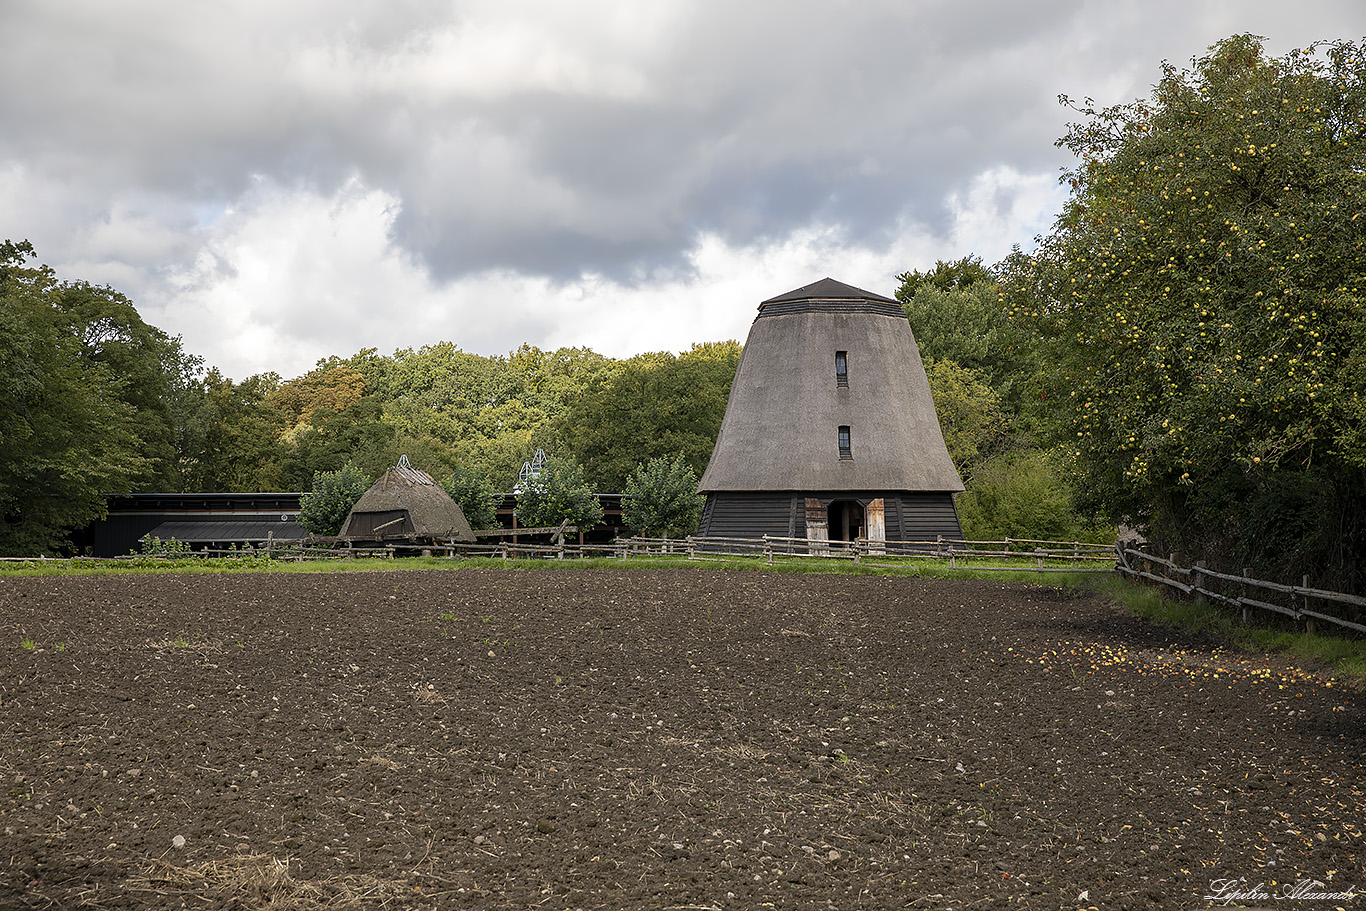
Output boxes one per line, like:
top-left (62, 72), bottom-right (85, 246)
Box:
top-left (699, 491), bottom-right (962, 541)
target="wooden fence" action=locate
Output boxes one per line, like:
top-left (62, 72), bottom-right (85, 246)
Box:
top-left (7, 534), bottom-right (1114, 572)
top-left (1115, 545), bottom-right (1366, 636)
top-left (634, 534), bottom-right (1115, 572)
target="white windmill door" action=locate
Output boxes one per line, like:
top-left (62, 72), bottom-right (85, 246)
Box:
top-left (866, 498), bottom-right (886, 554)
top-left (804, 498), bottom-right (828, 554)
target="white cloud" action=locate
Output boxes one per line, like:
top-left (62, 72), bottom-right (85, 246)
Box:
top-left (148, 168), bottom-right (1058, 379)
top-left (948, 167), bottom-right (1069, 256)
top-left (290, 2), bottom-right (676, 104)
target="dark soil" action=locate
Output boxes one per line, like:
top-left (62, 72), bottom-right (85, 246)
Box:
top-left (0, 567), bottom-right (1361, 910)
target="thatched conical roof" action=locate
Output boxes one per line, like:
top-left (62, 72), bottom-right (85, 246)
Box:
top-left (697, 278), bottom-right (964, 493)
top-left (341, 456), bottom-right (475, 541)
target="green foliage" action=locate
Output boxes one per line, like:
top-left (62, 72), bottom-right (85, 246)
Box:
top-left (367, 342), bottom-right (615, 489)
top-left (0, 241), bottom-right (152, 554)
top-left (956, 450), bottom-right (1115, 543)
top-left (923, 358), bottom-right (1007, 481)
top-left (442, 464), bottom-right (500, 530)
top-left (899, 283), bottom-right (1003, 374)
top-left (184, 369), bottom-right (286, 492)
top-left (50, 279), bottom-right (208, 493)
top-left (622, 454), bottom-right (705, 537)
top-left (156, 342), bottom-right (212, 491)
top-left (268, 366), bottom-right (366, 438)
top-left (341, 431), bottom-right (460, 488)
top-left (136, 534), bottom-right (196, 557)
top-left (146, 336), bottom-right (737, 501)
top-left (554, 341), bottom-right (741, 491)
top-left (297, 464), bottom-right (371, 536)
top-left (898, 279), bottom-right (1044, 423)
top-left (515, 456), bottom-right (603, 530)
top-left (275, 399), bottom-right (399, 490)
top-left (1008, 34), bottom-right (1366, 589)
top-left (895, 255), bottom-right (994, 300)
top-left (895, 256), bottom-right (1107, 540)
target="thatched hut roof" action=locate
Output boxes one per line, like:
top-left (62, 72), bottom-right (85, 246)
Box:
top-left (697, 278), bottom-right (964, 493)
top-left (341, 456), bottom-right (475, 541)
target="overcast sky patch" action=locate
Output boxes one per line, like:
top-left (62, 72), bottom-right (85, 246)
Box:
top-left (1, 0), bottom-right (1360, 379)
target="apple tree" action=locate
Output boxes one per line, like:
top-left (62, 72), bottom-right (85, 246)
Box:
top-left (1010, 35), bottom-right (1366, 587)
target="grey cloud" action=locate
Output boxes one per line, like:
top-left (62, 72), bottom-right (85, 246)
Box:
top-left (3, 0), bottom-right (1363, 291)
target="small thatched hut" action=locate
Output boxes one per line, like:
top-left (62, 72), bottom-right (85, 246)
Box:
top-left (341, 456), bottom-right (475, 541)
top-left (696, 278), bottom-right (964, 543)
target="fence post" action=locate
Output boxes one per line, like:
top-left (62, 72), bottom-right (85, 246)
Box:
top-left (1035, 548), bottom-right (1044, 571)
top-left (1303, 575), bottom-right (1314, 635)
top-left (1167, 553), bottom-right (1176, 591)
top-left (1193, 561), bottom-right (1205, 603)
top-left (1241, 568), bottom-right (1250, 625)
top-left (687, 536), bottom-right (695, 560)
top-left (763, 535), bottom-right (773, 565)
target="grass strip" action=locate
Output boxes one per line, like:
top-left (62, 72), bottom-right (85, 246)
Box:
top-left (5, 551), bottom-right (1362, 680)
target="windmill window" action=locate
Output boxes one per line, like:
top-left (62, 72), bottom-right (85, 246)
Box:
top-left (835, 351), bottom-right (848, 387)
top-left (838, 425), bottom-right (852, 459)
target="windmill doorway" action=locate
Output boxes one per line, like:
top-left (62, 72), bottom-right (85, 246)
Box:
top-left (827, 500), bottom-right (865, 542)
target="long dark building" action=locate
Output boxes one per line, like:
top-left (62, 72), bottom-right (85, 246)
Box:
top-left (75, 492), bottom-right (307, 558)
top-left (696, 278), bottom-right (964, 543)
top-left (77, 492), bottom-right (628, 556)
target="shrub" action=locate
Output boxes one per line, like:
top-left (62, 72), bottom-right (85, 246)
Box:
top-left (442, 464), bottom-right (500, 531)
top-left (135, 534), bottom-right (195, 557)
top-left (622, 454), bottom-right (704, 537)
top-left (515, 456), bottom-right (603, 530)
top-left (956, 449), bottom-right (1114, 543)
top-left (298, 464), bottom-right (370, 535)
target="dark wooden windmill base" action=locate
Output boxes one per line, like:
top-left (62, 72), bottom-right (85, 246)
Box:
top-left (697, 491), bottom-right (962, 543)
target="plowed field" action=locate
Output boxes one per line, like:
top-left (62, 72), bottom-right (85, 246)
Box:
top-left (0, 568), bottom-right (1361, 910)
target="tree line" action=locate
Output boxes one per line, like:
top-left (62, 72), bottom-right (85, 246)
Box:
top-left (0, 241), bottom-right (742, 554)
top-left (4, 34), bottom-right (1362, 595)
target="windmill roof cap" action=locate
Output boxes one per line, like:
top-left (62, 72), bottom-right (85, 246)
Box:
top-left (757, 278), bottom-right (903, 320)
top-left (761, 277), bottom-right (898, 306)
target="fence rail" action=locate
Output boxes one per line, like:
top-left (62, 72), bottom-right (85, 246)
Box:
top-left (5, 534), bottom-right (1115, 571)
top-left (616, 534), bottom-right (1114, 572)
top-left (1115, 545), bottom-right (1366, 636)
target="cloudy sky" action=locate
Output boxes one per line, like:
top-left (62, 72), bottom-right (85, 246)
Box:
top-left (2, 1), bottom-right (1361, 380)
